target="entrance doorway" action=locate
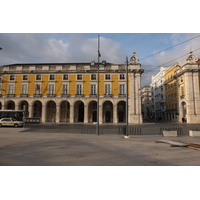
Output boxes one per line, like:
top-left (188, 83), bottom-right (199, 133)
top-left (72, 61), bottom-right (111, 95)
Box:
top-left (92, 111), bottom-right (97, 122)
top-left (74, 101), bottom-right (84, 122)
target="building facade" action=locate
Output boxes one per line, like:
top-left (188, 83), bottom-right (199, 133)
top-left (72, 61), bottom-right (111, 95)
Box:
top-left (0, 53), bottom-right (143, 124)
top-left (141, 86), bottom-right (152, 121)
top-left (174, 51), bottom-right (200, 123)
top-left (150, 50), bottom-right (200, 123)
top-left (164, 65), bottom-right (179, 122)
top-left (150, 67), bottom-right (166, 121)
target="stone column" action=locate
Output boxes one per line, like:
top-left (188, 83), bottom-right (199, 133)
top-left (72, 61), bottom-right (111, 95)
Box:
top-left (56, 105), bottom-right (60, 124)
top-left (184, 72), bottom-right (194, 115)
top-left (70, 104), bottom-right (74, 123)
top-left (193, 72), bottom-right (200, 114)
top-left (29, 104), bottom-right (33, 118)
top-left (41, 104), bottom-right (46, 124)
top-left (113, 104), bottom-right (118, 123)
top-left (84, 105), bottom-right (88, 123)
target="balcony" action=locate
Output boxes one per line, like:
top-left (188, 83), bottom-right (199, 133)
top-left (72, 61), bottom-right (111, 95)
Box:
top-left (7, 94), bottom-right (15, 98)
top-left (20, 94), bottom-right (29, 98)
top-left (104, 94), bottom-right (113, 98)
top-left (47, 94), bottom-right (56, 97)
top-left (89, 94), bottom-right (97, 98)
top-left (75, 94), bottom-right (84, 98)
top-left (34, 94), bottom-right (42, 97)
top-left (118, 94), bottom-right (126, 98)
top-left (61, 94), bottom-right (70, 98)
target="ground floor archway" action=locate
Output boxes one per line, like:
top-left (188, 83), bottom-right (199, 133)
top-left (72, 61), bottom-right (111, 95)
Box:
top-left (60, 101), bottom-right (70, 122)
top-left (103, 101), bottom-right (113, 123)
top-left (46, 100), bottom-right (56, 122)
top-left (74, 101), bottom-right (84, 122)
top-left (6, 100), bottom-right (15, 110)
top-left (88, 101), bottom-right (97, 123)
top-left (117, 101), bottom-right (126, 123)
top-left (33, 100), bottom-right (42, 118)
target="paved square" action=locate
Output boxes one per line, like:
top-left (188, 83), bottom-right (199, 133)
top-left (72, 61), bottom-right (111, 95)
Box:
top-left (1, 126), bottom-right (200, 166)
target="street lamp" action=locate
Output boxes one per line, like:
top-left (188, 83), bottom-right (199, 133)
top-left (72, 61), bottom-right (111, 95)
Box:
top-left (125, 57), bottom-right (129, 136)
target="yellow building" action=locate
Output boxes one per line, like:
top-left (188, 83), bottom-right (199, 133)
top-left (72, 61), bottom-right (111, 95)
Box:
top-left (0, 52), bottom-right (143, 124)
top-left (164, 65), bottom-right (178, 121)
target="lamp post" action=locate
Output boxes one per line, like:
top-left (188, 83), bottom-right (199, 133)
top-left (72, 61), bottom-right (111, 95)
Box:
top-left (126, 57), bottom-right (129, 136)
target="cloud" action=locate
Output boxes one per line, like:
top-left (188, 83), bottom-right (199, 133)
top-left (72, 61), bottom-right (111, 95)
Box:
top-left (153, 33), bottom-right (200, 66)
top-left (0, 33), bottom-right (126, 66)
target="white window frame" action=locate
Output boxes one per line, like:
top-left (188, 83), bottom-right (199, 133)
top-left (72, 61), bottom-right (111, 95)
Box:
top-left (22, 84), bottom-right (28, 95)
top-left (119, 84), bottom-right (125, 95)
top-left (76, 84), bottom-right (82, 95)
top-left (90, 84), bottom-right (96, 95)
top-left (35, 84), bottom-right (41, 94)
top-left (8, 84), bottom-right (14, 94)
top-left (62, 84), bottom-right (68, 95)
top-left (105, 84), bottom-right (111, 95)
top-left (49, 84), bottom-right (55, 95)
top-left (36, 75), bottom-right (42, 81)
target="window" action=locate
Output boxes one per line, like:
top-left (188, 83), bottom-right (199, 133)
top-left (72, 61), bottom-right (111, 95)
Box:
top-left (90, 84), bottom-right (96, 95)
top-left (181, 86), bottom-right (184, 96)
top-left (63, 75), bottom-right (68, 80)
top-left (23, 75), bottom-right (28, 81)
top-left (50, 75), bottom-right (55, 81)
top-left (8, 85), bottom-right (14, 94)
top-left (49, 84), bottom-right (54, 95)
top-left (119, 84), bottom-right (125, 95)
top-left (10, 75), bottom-right (15, 81)
top-left (77, 75), bottom-right (82, 80)
top-left (120, 74), bottom-right (125, 80)
top-left (62, 84), bottom-right (68, 94)
top-left (105, 74), bottom-right (111, 80)
top-left (36, 75), bottom-right (41, 80)
top-left (22, 84), bottom-right (28, 94)
top-left (35, 84), bottom-right (41, 94)
top-left (105, 84), bottom-right (111, 95)
top-left (91, 74), bottom-right (96, 80)
top-left (76, 84), bottom-right (82, 95)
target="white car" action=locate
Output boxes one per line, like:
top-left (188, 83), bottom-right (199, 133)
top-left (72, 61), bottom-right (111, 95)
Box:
top-left (0, 118), bottom-right (24, 127)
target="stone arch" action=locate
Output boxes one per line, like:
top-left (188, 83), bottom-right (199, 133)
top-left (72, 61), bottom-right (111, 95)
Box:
top-left (6, 100), bottom-right (15, 110)
top-left (88, 100), bottom-right (97, 123)
top-left (117, 101), bottom-right (126, 123)
top-left (46, 100), bottom-right (56, 122)
top-left (18, 100), bottom-right (29, 117)
top-left (74, 100), bottom-right (84, 122)
top-left (32, 100), bottom-right (42, 118)
top-left (103, 101), bottom-right (113, 123)
top-left (60, 100), bottom-right (70, 122)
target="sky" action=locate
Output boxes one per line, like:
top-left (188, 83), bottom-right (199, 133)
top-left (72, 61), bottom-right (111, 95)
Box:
top-left (1, 33), bottom-right (200, 86)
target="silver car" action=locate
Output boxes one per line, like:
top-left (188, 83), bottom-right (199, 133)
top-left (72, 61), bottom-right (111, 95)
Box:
top-left (0, 118), bottom-right (24, 127)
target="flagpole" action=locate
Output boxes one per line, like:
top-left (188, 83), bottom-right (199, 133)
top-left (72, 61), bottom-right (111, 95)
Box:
top-left (97, 34), bottom-right (100, 135)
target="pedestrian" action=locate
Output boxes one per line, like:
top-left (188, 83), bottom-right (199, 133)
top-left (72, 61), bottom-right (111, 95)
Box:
top-left (184, 117), bottom-right (187, 123)
top-left (182, 117), bottom-right (184, 123)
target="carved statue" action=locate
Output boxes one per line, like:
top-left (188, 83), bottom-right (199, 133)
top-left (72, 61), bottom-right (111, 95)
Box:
top-left (186, 48), bottom-right (198, 63)
top-left (130, 51), bottom-right (139, 64)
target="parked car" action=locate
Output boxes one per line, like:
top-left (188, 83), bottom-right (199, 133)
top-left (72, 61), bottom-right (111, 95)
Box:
top-left (0, 118), bottom-right (24, 127)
